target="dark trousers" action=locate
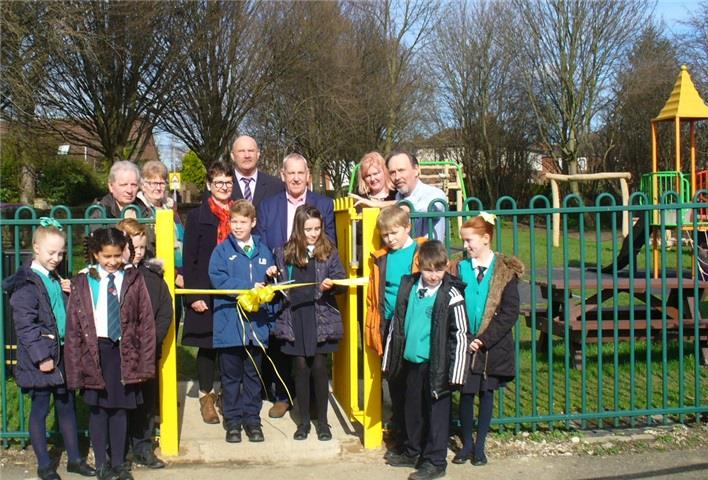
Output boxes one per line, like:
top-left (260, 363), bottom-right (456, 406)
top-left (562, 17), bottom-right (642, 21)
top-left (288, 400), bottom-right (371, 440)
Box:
top-left (89, 406), bottom-right (128, 469)
top-left (291, 354), bottom-right (329, 428)
top-left (387, 372), bottom-right (408, 446)
top-left (403, 361), bottom-right (451, 468)
top-left (129, 376), bottom-right (158, 456)
top-left (196, 347), bottom-right (217, 393)
top-left (262, 337), bottom-right (292, 403)
top-left (459, 391), bottom-right (494, 459)
top-left (28, 387), bottom-right (82, 469)
top-left (220, 346), bottom-right (263, 429)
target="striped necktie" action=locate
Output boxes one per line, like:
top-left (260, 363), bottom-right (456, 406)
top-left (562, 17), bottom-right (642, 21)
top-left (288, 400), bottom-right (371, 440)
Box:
top-left (476, 266), bottom-right (486, 284)
top-left (106, 273), bottom-right (121, 341)
top-left (241, 177), bottom-right (253, 202)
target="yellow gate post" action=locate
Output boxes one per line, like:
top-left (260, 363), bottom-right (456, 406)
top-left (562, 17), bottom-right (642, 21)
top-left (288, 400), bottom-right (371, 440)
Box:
top-left (155, 210), bottom-right (179, 455)
top-left (332, 199), bottom-right (382, 449)
top-left (333, 198), bottom-right (359, 419)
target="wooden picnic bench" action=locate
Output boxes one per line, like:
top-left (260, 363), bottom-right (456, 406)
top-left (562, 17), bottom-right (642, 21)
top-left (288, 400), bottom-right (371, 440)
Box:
top-left (521, 274), bottom-right (708, 368)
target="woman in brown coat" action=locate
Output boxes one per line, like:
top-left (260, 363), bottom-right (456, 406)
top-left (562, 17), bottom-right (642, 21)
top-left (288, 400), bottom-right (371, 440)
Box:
top-left (65, 228), bottom-right (155, 480)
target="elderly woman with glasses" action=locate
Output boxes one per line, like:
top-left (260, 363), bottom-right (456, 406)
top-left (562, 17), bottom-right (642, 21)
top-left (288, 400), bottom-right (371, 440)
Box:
top-left (182, 161), bottom-right (234, 425)
top-left (138, 161), bottom-right (185, 283)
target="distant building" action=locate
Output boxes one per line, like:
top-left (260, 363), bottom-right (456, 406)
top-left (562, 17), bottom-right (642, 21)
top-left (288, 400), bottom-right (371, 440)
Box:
top-left (0, 119), bottom-right (160, 165)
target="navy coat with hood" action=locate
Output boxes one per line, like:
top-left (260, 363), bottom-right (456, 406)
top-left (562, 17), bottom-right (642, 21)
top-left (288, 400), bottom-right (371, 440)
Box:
top-left (208, 234), bottom-right (276, 348)
top-left (272, 246), bottom-right (346, 344)
top-left (3, 265), bottom-right (66, 389)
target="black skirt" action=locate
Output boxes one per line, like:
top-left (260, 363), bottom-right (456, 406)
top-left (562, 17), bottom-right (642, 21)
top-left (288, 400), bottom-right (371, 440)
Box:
top-left (82, 338), bottom-right (142, 409)
top-left (462, 372), bottom-right (512, 394)
top-left (281, 259), bottom-right (339, 357)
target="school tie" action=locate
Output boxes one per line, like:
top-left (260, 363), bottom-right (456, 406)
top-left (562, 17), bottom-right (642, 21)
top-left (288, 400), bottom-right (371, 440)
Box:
top-left (241, 177), bottom-right (253, 202)
top-left (476, 266), bottom-right (486, 284)
top-left (106, 273), bottom-right (121, 342)
top-left (417, 288), bottom-right (428, 299)
top-left (244, 245), bottom-right (252, 254)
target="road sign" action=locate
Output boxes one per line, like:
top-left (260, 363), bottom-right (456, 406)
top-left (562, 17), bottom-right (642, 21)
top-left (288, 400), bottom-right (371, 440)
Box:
top-left (169, 172), bottom-right (181, 191)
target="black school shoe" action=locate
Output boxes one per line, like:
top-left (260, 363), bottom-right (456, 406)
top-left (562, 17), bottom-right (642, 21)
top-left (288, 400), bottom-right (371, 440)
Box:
top-left (451, 450), bottom-right (474, 464)
top-left (293, 424), bottom-right (310, 440)
top-left (67, 459), bottom-right (97, 476)
top-left (37, 467), bottom-right (61, 480)
top-left (226, 425), bottom-right (242, 443)
top-left (132, 450), bottom-right (166, 469)
top-left (472, 453), bottom-right (488, 466)
top-left (408, 462), bottom-right (445, 480)
top-left (386, 452), bottom-right (418, 467)
top-left (115, 465), bottom-right (134, 480)
top-left (96, 465), bottom-right (120, 480)
top-left (244, 424), bottom-right (265, 442)
top-left (315, 422), bottom-right (332, 441)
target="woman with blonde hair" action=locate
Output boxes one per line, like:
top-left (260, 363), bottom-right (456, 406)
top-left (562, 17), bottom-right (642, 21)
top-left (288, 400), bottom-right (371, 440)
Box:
top-left (351, 151), bottom-right (397, 206)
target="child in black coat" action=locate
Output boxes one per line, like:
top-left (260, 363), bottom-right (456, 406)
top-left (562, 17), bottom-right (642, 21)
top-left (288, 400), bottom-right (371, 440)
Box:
top-left (383, 240), bottom-right (469, 480)
top-left (117, 218), bottom-right (172, 469)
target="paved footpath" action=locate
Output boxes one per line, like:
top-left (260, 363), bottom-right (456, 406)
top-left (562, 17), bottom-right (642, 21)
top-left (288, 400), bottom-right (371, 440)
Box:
top-left (2, 447), bottom-right (707, 479)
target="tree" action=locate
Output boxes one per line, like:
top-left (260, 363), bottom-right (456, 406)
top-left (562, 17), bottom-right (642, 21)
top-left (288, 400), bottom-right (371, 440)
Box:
top-left (181, 150), bottom-right (207, 189)
top-left (34, 1), bottom-right (183, 162)
top-left (508, 0), bottom-right (651, 194)
top-left (601, 24), bottom-right (679, 187)
top-left (429, 0), bottom-right (536, 204)
top-left (677, 0), bottom-right (708, 89)
top-left (345, 0), bottom-right (437, 154)
top-left (159, 1), bottom-right (299, 166)
top-left (0, 1), bottom-right (52, 202)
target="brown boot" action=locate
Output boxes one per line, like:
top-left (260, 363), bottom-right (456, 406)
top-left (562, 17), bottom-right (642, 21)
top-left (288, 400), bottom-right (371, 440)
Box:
top-left (200, 392), bottom-right (220, 424)
top-left (268, 401), bottom-right (290, 419)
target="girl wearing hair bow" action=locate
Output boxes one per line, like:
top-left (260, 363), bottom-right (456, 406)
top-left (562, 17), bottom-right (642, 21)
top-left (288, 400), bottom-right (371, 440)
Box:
top-left (3, 218), bottom-right (96, 480)
top-left (449, 213), bottom-right (524, 467)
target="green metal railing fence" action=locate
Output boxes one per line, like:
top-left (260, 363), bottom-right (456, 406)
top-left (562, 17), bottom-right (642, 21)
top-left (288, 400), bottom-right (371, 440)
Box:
top-left (0, 206), bottom-right (150, 446)
top-left (1, 193), bottom-right (706, 445)
top-left (407, 190), bottom-right (707, 431)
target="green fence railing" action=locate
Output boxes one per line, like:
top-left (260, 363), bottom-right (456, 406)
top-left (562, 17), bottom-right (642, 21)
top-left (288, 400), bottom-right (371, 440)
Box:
top-left (405, 190), bottom-right (708, 431)
top-left (1, 193), bottom-right (707, 445)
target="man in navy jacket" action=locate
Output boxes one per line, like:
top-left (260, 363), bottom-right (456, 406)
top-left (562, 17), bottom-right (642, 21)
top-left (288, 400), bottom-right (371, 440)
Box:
top-left (255, 152), bottom-right (336, 419)
top-left (256, 153), bottom-right (336, 251)
top-left (229, 135), bottom-right (284, 209)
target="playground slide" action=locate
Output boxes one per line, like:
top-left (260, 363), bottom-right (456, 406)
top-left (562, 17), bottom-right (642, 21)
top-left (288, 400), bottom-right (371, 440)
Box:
top-left (601, 214), bottom-right (649, 274)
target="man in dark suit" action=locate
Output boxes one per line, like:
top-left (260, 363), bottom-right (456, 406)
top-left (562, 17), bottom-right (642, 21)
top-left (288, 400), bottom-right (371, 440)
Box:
top-left (255, 153), bottom-right (336, 419)
top-left (230, 135), bottom-right (284, 209)
top-left (256, 153), bottom-right (336, 251)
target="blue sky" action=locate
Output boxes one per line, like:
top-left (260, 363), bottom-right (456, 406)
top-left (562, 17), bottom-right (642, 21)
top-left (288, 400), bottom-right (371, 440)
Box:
top-left (654, 0), bottom-right (696, 33)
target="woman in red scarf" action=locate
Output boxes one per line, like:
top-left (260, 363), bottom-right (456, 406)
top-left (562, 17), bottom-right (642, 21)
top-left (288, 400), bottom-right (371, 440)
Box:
top-left (182, 161), bottom-right (234, 424)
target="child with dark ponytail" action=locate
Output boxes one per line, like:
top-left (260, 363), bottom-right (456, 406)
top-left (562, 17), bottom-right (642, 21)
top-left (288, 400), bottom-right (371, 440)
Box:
top-left (65, 227), bottom-right (156, 480)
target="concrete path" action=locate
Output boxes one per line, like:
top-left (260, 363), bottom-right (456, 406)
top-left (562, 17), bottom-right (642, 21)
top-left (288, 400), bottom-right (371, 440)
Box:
top-left (165, 381), bottom-right (360, 465)
top-left (3, 447), bottom-right (707, 479)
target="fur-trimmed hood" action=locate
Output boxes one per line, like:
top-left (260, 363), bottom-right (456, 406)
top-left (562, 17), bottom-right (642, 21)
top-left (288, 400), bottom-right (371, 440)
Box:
top-left (477, 254), bottom-right (523, 336)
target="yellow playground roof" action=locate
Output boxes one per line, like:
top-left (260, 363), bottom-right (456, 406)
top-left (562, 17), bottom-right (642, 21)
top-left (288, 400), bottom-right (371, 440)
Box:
top-left (653, 65), bottom-right (708, 122)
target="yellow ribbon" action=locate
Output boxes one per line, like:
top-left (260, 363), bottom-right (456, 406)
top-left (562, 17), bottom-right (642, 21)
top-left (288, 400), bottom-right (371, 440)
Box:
top-left (176, 277), bottom-right (368, 313)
